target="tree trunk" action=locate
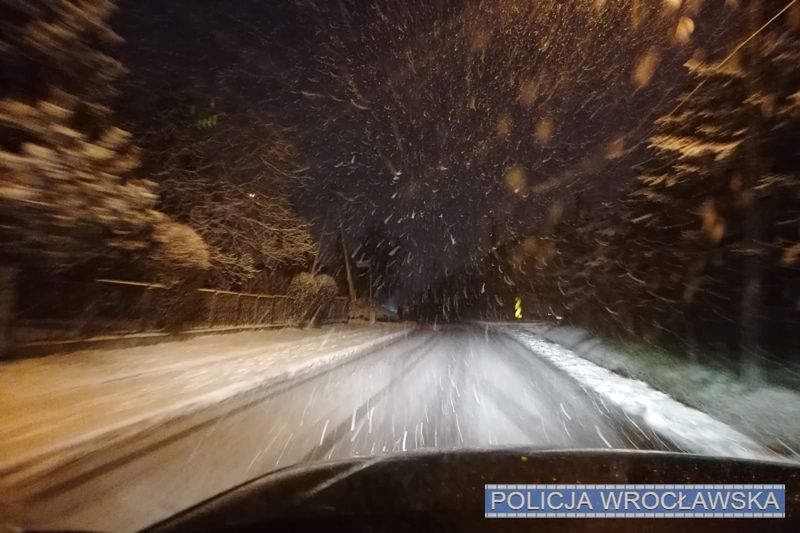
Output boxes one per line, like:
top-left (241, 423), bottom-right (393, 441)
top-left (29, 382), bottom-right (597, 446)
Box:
top-left (739, 254), bottom-right (765, 384)
top-left (0, 265), bottom-right (17, 358)
top-left (738, 2), bottom-right (766, 386)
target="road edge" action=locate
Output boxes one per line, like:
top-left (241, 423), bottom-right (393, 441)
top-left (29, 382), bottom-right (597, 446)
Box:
top-left (493, 324), bottom-right (777, 461)
top-left (0, 327), bottom-right (413, 494)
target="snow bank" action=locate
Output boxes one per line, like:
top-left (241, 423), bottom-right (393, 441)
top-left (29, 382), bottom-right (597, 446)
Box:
top-left (504, 326), bottom-right (776, 461)
top-left (0, 327), bottom-right (411, 484)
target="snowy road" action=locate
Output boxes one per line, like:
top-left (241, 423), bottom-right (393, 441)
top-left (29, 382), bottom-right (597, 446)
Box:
top-left (3, 325), bottom-right (668, 532)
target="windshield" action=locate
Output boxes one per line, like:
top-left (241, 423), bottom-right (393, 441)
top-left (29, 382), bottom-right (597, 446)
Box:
top-left (1, 0), bottom-right (799, 531)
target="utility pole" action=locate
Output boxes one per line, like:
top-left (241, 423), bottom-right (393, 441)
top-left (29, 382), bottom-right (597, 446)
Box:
top-left (340, 224), bottom-right (357, 303)
top-left (311, 213), bottom-right (328, 276)
top-left (369, 266), bottom-right (375, 324)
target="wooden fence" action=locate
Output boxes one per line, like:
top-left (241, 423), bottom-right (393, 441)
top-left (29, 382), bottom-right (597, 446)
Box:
top-left (10, 278), bottom-right (349, 348)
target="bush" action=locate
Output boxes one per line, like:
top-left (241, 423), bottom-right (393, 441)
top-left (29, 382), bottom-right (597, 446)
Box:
top-left (146, 216), bottom-right (211, 331)
top-left (288, 272), bottom-right (339, 326)
top-left (149, 215), bottom-right (211, 282)
top-left (315, 274), bottom-right (338, 304)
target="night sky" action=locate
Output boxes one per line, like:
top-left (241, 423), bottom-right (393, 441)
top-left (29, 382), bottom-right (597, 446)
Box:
top-left (116, 0), bottom-right (738, 302)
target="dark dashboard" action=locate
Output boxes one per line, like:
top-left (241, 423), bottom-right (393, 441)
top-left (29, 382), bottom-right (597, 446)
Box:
top-left (144, 449), bottom-right (800, 533)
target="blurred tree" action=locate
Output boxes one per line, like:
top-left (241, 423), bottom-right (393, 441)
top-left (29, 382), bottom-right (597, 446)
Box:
top-left (0, 0), bottom-right (207, 272)
top-left (626, 0), bottom-right (800, 382)
top-left (162, 182), bottom-right (316, 292)
top-left (0, 1), bottom-right (143, 264)
top-left (125, 85), bottom-right (316, 292)
top-left (0, 0), bottom-right (210, 353)
top-left (504, 0), bottom-right (800, 381)
top-left (625, 56), bottom-right (752, 359)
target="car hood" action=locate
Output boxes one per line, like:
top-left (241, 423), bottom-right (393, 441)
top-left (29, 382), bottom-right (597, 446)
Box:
top-left (145, 448), bottom-right (800, 532)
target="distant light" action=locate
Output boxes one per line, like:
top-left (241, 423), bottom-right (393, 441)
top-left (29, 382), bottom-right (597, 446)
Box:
top-left (248, 193), bottom-right (256, 198)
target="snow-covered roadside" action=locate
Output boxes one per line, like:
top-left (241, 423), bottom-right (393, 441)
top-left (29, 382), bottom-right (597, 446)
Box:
top-left (0, 325), bottom-right (411, 487)
top-left (501, 326), bottom-right (777, 461)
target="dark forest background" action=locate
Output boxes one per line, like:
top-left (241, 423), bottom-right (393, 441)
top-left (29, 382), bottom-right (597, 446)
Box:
top-left (1, 0), bottom-right (800, 385)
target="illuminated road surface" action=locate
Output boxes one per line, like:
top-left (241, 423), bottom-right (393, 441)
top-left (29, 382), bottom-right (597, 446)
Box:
top-left (4, 326), bottom-right (667, 532)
